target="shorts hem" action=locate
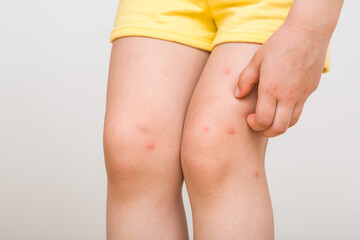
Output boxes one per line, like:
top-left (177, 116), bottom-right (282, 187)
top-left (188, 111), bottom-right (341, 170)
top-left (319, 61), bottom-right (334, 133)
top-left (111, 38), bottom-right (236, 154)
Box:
top-left (110, 27), bottom-right (213, 52)
top-left (212, 31), bottom-right (330, 73)
top-left (211, 31), bottom-right (272, 49)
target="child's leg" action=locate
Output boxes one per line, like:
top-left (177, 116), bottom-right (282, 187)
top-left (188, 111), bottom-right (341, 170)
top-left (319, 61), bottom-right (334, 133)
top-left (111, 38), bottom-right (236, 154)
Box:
top-left (181, 42), bottom-right (273, 239)
top-left (103, 36), bottom-right (209, 240)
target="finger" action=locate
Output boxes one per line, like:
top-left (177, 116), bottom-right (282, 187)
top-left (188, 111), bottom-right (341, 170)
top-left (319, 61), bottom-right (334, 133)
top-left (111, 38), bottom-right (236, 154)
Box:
top-left (288, 101), bottom-right (304, 128)
top-left (261, 101), bottom-right (294, 137)
top-left (247, 84), bottom-right (277, 131)
top-left (234, 50), bottom-right (263, 98)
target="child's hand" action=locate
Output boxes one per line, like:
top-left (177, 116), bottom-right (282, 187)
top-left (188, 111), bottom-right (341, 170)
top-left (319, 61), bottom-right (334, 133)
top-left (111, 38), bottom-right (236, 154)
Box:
top-left (234, 21), bottom-right (330, 138)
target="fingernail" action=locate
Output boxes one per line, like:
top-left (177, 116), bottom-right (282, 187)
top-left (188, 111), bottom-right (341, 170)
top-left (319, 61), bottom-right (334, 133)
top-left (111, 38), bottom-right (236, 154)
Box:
top-left (234, 86), bottom-right (240, 97)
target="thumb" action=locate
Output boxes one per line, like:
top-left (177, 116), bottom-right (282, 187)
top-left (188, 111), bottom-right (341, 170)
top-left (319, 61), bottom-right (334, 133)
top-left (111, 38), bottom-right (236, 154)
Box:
top-left (234, 51), bottom-right (262, 98)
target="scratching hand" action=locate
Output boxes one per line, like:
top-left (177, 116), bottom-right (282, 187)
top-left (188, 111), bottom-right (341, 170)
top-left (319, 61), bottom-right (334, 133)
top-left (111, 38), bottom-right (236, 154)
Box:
top-left (234, 22), bottom-right (329, 138)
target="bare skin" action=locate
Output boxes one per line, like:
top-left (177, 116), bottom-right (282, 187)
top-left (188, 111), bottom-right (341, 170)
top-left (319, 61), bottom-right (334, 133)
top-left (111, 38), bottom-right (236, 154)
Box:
top-left (180, 42), bottom-right (273, 239)
top-left (103, 1), bottom-right (344, 239)
top-left (103, 37), bottom-right (209, 239)
top-left (104, 37), bottom-right (273, 239)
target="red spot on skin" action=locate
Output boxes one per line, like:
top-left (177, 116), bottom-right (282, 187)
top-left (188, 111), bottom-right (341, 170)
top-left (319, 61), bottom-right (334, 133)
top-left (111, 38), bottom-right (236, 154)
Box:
top-left (255, 171), bottom-right (259, 178)
top-left (146, 141), bottom-right (155, 150)
top-left (224, 68), bottom-right (232, 76)
top-left (203, 125), bottom-right (211, 132)
top-left (228, 128), bottom-right (235, 135)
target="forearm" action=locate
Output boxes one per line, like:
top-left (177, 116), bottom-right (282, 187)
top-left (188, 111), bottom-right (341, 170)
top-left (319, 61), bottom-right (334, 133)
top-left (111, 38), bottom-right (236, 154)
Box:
top-left (285, 0), bottom-right (344, 38)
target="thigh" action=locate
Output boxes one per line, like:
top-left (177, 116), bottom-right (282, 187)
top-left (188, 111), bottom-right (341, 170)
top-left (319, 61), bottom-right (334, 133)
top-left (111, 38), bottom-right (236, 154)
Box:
top-left (182, 42), bottom-right (268, 169)
top-left (104, 36), bottom-right (209, 170)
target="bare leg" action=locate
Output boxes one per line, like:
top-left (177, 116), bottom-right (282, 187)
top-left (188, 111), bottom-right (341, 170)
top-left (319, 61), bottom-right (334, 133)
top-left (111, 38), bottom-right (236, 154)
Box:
top-left (103, 37), bottom-right (209, 240)
top-left (181, 42), bottom-right (273, 240)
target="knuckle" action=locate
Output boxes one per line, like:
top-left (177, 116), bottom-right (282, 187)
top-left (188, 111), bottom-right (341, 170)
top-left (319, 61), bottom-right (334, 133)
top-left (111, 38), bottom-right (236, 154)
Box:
top-left (239, 72), bottom-right (247, 84)
top-left (273, 124), bottom-right (288, 134)
top-left (256, 116), bottom-right (273, 128)
top-left (289, 118), bottom-right (299, 127)
top-left (240, 70), bottom-right (254, 84)
top-left (285, 88), bottom-right (298, 102)
top-left (277, 86), bottom-right (298, 103)
top-left (263, 82), bottom-right (278, 95)
top-left (310, 83), bottom-right (319, 93)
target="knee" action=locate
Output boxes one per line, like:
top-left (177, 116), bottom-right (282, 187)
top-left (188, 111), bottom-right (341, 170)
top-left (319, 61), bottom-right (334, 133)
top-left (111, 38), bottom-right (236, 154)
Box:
top-left (180, 112), bottom-right (265, 190)
top-left (103, 118), bottom-right (179, 181)
top-left (180, 119), bottom-right (235, 188)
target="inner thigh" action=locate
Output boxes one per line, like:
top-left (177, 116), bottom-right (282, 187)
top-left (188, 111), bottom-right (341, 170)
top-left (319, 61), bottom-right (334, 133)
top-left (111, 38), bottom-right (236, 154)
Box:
top-left (104, 36), bottom-right (209, 182)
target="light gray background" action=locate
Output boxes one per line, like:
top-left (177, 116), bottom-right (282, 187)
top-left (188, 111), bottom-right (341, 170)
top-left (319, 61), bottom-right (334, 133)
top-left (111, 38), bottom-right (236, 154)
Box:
top-left (0, 0), bottom-right (359, 239)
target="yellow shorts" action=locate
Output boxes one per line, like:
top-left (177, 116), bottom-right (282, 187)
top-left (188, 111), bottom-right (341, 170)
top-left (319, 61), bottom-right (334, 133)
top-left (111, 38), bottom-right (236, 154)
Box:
top-left (110, 0), bottom-right (330, 73)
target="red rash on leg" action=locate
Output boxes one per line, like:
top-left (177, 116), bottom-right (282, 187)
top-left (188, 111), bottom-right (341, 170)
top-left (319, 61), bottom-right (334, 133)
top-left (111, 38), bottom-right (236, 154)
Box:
top-left (228, 128), bottom-right (235, 135)
top-left (146, 141), bottom-right (155, 150)
top-left (255, 171), bottom-right (259, 178)
top-left (203, 125), bottom-right (211, 132)
top-left (224, 68), bottom-right (232, 76)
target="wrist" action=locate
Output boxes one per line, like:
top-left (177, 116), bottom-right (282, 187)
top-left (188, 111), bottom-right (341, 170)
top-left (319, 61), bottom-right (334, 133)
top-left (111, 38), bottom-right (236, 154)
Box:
top-left (282, 19), bottom-right (333, 43)
top-left (284, 0), bottom-right (344, 40)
